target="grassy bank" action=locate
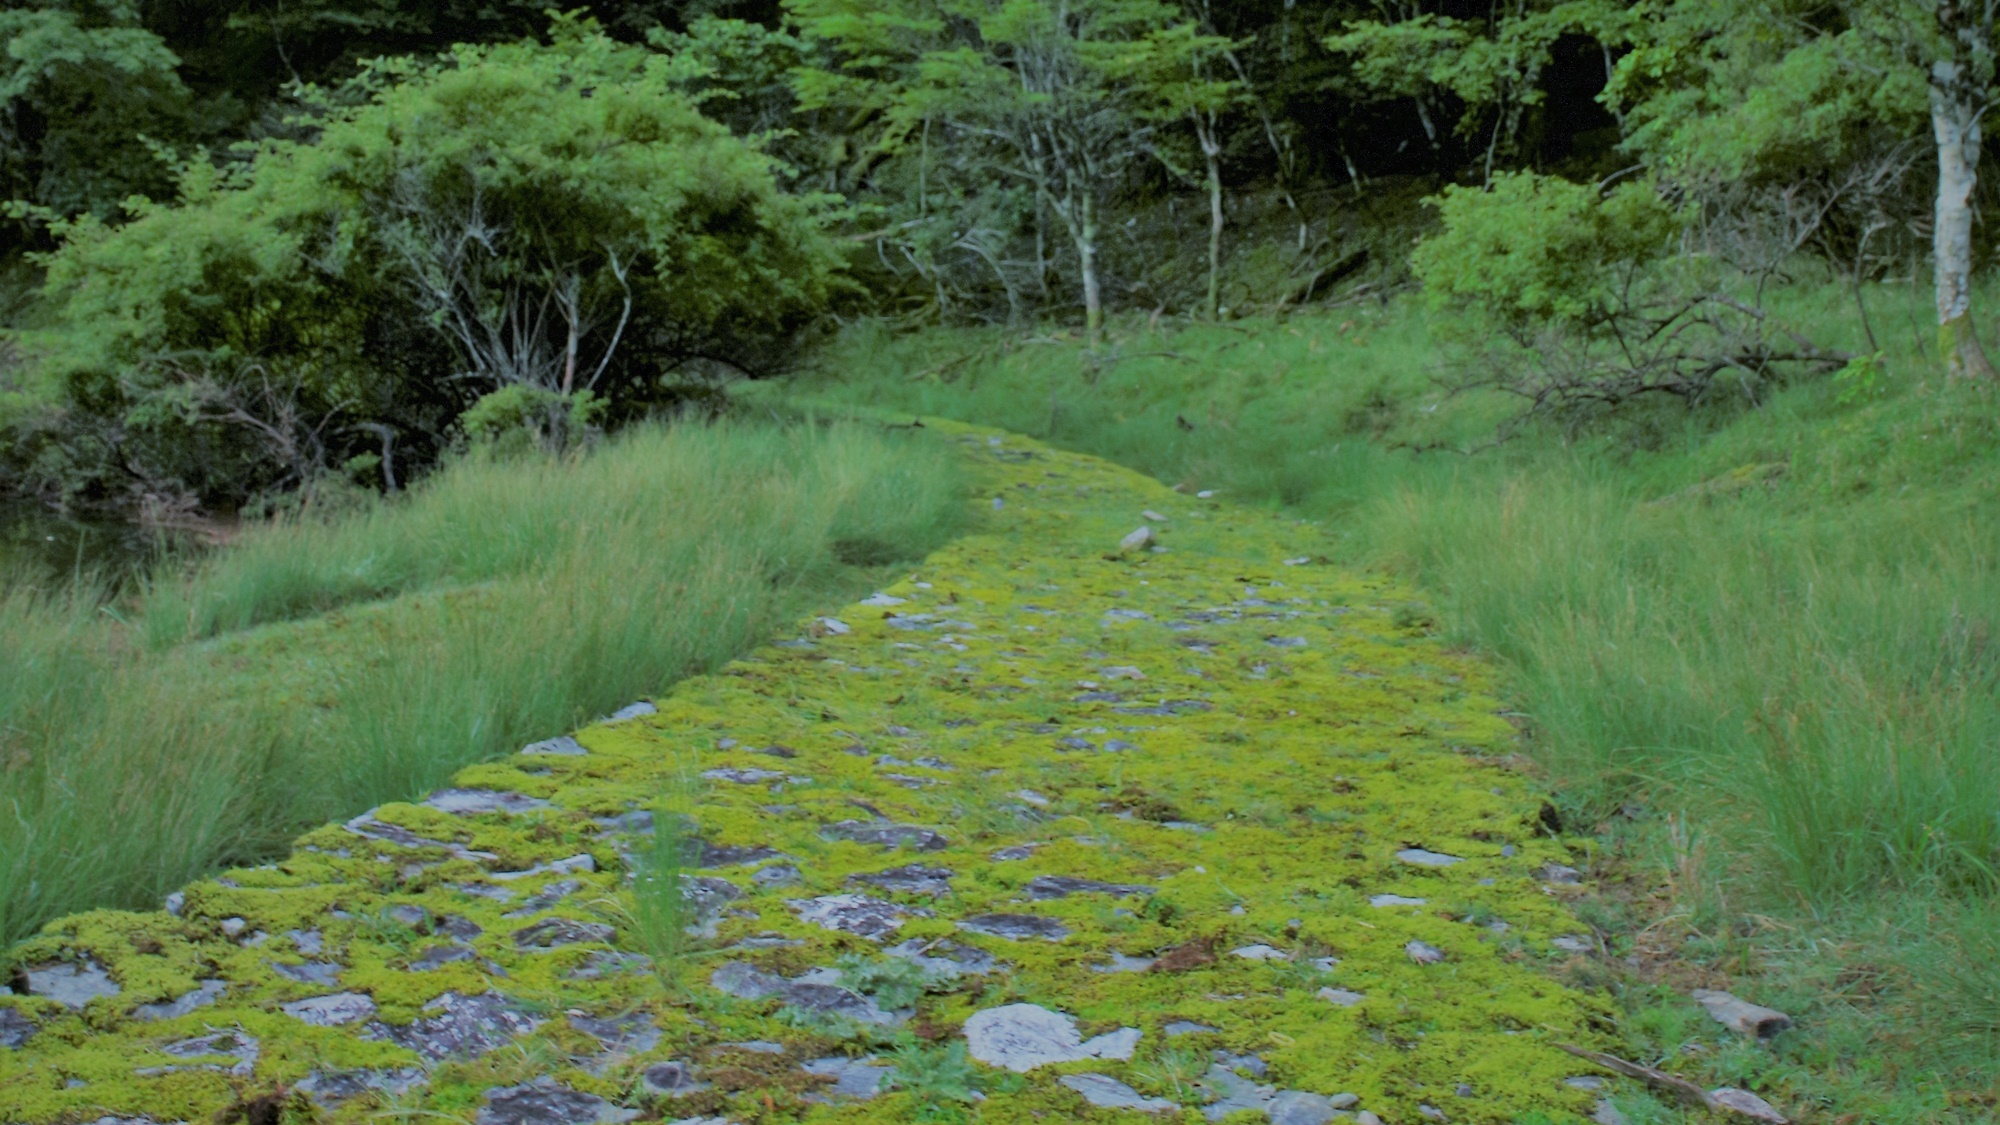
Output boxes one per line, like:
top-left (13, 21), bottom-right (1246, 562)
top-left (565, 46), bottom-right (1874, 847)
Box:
top-left (0, 419), bottom-right (964, 945)
top-left (771, 282), bottom-right (2000, 1121)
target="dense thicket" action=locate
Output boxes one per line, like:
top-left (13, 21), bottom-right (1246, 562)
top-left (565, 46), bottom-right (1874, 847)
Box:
top-left (4, 0), bottom-right (1998, 512)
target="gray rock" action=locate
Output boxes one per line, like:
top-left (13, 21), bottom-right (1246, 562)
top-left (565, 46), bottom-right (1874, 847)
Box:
top-left (1198, 1064), bottom-right (1275, 1121)
top-left (1265, 636), bottom-right (1309, 649)
top-left (131, 980), bottom-right (227, 1022)
top-left (1565, 1077), bottom-right (1606, 1091)
top-left (752, 864), bottom-right (801, 888)
top-left (490, 853), bottom-right (595, 881)
top-left (523, 736), bottom-right (587, 757)
top-left (697, 842), bottom-right (783, 868)
top-left (23, 959), bottom-right (120, 1008)
top-left (477, 1078), bottom-right (639, 1125)
top-left (990, 845), bottom-right (1038, 861)
top-left (425, 789), bottom-right (553, 816)
top-left (287, 929), bottom-right (325, 955)
top-left (1369, 894), bottom-right (1427, 907)
top-left (566, 951), bottom-right (651, 980)
top-left (438, 915), bottom-right (485, 941)
top-left (1330, 1094), bottom-right (1361, 1109)
top-left (163, 892), bottom-right (185, 916)
top-left (269, 960), bottom-right (343, 986)
top-left (0, 1007), bottom-right (37, 1049)
top-left (1592, 1100), bottom-right (1628, 1125)
top-left (1709, 1088), bottom-right (1787, 1123)
top-left (819, 820), bottom-right (948, 851)
top-left (702, 768), bottom-right (787, 785)
top-left (850, 864), bottom-right (955, 896)
top-left (607, 701), bottom-right (656, 721)
top-left (790, 894), bottom-right (909, 940)
top-left (710, 962), bottom-right (787, 1000)
top-left (1269, 1091), bottom-right (1338, 1125)
top-left (721, 1040), bottom-right (788, 1054)
top-left (1538, 863), bottom-right (1583, 884)
top-left (384, 903), bottom-right (430, 929)
top-left (295, 1068), bottom-right (427, 1106)
top-left (1062, 1074), bottom-right (1176, 1113)
top-left (1231, 944), bottom-right (1289, 961)
top-left (1551, 935), bottom-right (1595, 953)
top-left (680, 875), bottom-right (743, 921)
top-left (1395, 849), bottom-right (1464, 867)
top-left (962, 1003), bottom-right (1140, 1072)
top-left (639, 1062), bottom-right (706, 1097)
top-left (505, 878), bottom-right (583, 918)
top-left (1024, 875), bottom-right (1152, 900)
top-left (283, 992), bottom-right (378, 1026)
top-left (803, 1057), bottom-right (892, 1100)
top-left (781, 983), bottom-right (900, 1026)
top-left (511, 918), bottom-right (616, 949)
top-left (1214, 1051), bottom-right (1268, 1078)
top-left (152, 1030), bottom-right (258, 1077)
top-left (1120, 527), bottom-right (1156, 553)
top-left (1691, 989), bottom-right (1793, 1039)
top-left (570, 1013), bottom-right (662, 1055)
top-left (377, 991), bottom-right (544, 1061)
top-left (1091, 953), bottom-right (1156, 973)
top-left (958, 913), bottom-right (1068, 941)
top-left (1318, 988), bottom-right (1366, 1007)
top-left (883, 938), bottom-right (997, 977)
top-left (1406, 941), bottom-right (1446, 965)
top-left (1163, 1021), bottom-right (1217, 1036)
top-left (411, 945), bottom-right (478, 971)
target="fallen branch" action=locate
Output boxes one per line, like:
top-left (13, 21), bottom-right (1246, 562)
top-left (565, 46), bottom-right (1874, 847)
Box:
top-left (1557, 1045), bottom-right (1788, 1123)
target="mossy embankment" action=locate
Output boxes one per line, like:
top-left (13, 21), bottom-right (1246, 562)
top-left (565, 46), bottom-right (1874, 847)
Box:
top-left (1, 422), bottom-right (1615, 1125)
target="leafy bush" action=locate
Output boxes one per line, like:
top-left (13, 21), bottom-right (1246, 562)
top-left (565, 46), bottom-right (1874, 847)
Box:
top-left (1413, 172), bottom-right (1848, 428)
top-left (6, 18), bottom-right (845, 512)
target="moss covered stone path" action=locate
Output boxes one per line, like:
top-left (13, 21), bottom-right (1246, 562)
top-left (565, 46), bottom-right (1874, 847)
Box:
top-left (0, 422), bottom-right (1614, 1125)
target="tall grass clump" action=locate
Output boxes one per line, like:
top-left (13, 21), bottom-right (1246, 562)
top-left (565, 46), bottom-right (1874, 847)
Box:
top-left (0, 418), bottom-right (964, 944)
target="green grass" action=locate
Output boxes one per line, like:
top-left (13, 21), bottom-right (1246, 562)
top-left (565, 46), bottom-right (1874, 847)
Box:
top-left (769, 278), bottom-right (2000, 1119)
top-left (0, 418), bottom-right (964, 945)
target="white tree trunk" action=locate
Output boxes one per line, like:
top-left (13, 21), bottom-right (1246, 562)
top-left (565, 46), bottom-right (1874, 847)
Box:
top-left (1078, 191), bottom-right (1104, 350)
top-left (1931, 57), bottom-right (1995, 379)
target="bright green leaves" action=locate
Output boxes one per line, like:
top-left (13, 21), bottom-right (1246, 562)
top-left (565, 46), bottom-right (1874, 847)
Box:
top-left (1412, 172), bottom-right (1684, 330)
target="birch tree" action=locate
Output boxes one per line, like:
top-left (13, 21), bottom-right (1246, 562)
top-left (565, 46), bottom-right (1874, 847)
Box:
top-left (1609, 0), bottom-right (2000, 379)
top-left (791, 0), bottom-right (1209, 346)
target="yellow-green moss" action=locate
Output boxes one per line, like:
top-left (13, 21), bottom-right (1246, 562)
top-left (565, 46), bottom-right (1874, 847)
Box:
top-left (0, 422), bottom-right (1611, 1124)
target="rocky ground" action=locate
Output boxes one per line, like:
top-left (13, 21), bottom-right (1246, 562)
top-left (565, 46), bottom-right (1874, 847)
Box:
top-left (1, 422), bottom-right (1631, 1124)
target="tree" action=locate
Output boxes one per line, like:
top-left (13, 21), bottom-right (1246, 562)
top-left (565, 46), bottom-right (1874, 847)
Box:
top-left (1607, 0), bottom-right (1999, 379)
top-left (9, 21), bottom-right (845, 510)
top-left (0, 2), bottom-right (195, 237)
top-left (1118, 18), bottom-right (1244, 319)
top-left (790, 0), bottom-right (1216, 347)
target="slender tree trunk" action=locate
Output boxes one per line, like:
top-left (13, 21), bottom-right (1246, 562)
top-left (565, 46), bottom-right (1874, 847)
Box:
top-left (1203, 132), bottom-right (1225, 320)
top-left (1931, 56), bottom-right (1996, 379)
top-left (1079, 189), bottom-right (1103, 349)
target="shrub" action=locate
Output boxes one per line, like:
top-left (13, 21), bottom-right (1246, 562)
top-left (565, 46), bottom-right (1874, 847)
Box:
top-left (1413, 172), bottom-right (1847, 429)
top-left (8, 18), bottom-right (845, 512)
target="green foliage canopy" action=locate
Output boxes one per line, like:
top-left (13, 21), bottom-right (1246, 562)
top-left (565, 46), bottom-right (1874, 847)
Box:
top-left (10, 22), bottom-right (845, 509)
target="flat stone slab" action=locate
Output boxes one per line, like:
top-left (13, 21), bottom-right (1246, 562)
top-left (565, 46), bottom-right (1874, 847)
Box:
top-left (958, 913), bottom-right (1069, 941)
top-left (424, 789), bottom-right (552, 816)
top-left (1063, 1073), bottom-right (1177, 1112)
top-left (789, 893), bottom-right (910, 940)
top-left (849, 863), bottom-right (955, 896)
top-left (22, 961), bottom-right (120, 1008)
top-left (818, 820), bottom-right (948, 851)
top-left (281, 992), bottom-right (376, 1026)
top-left (963, 1003), bottom-right (1141, 1071)
top-left (377, 991), bottom-right (545, 1061)
top-left (477, 1079), bottom-right (639, 1125)
top-left (1024, 874), bottom-right (1153, 899)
